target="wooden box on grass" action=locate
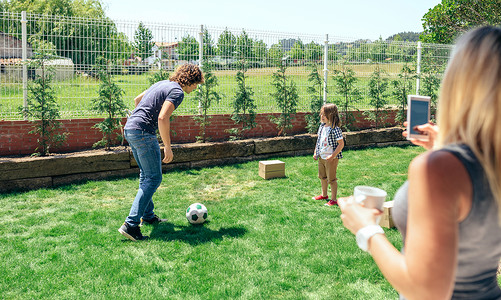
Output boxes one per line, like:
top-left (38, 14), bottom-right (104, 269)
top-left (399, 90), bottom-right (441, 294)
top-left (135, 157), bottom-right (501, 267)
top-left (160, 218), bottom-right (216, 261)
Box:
top-left (379, 200), bottom-right (395, 228)
top-left (259, 160), bottom-right (285, 180)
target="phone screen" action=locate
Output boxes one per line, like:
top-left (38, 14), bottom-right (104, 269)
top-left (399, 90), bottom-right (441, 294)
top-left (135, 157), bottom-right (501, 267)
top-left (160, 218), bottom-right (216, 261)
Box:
top-left (409, 99), bottom-right (430, 135)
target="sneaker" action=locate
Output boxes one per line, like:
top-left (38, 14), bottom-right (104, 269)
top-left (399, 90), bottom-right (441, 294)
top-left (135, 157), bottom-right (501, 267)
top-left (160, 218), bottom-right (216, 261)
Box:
top-left (312, 195), bottom-right (329, 201)
top-left (118, 222), bottom-right (148, 241)
top-left (324, 200), bottom-right (338, 206)
top-left (140, 214), bottom-right (167, 226)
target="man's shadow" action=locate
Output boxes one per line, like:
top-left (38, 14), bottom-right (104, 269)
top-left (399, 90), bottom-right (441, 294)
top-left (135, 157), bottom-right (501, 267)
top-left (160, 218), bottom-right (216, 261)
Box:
top-left (148, 221), bottom-right (247, 245)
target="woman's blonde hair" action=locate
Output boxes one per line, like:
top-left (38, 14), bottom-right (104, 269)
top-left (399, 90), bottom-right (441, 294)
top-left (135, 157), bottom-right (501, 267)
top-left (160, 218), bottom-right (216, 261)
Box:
top-left (436, 26), bottom-right (501, 217)
top-left (321, 103), bottom-right (341, 128)
top-left (169, 63), bottom-right (204, 87)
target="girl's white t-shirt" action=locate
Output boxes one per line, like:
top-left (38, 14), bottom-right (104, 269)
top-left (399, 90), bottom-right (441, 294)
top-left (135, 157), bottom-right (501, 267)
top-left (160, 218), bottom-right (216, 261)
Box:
top-left (319, 125), bottom-right (333, 159)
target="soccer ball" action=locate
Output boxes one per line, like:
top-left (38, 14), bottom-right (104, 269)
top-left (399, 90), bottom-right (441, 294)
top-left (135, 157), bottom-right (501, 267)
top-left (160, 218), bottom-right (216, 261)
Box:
top-left (186, 203), bottom-right (208, 224)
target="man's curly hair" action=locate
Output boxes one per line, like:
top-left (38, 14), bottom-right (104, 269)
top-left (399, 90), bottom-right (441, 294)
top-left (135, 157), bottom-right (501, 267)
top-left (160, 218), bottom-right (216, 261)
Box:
top-left (169, 64), bottom-right (204, 87)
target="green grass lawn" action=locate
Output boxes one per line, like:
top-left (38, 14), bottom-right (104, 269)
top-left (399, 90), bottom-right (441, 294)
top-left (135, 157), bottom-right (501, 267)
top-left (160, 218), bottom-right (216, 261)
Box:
top-left (0, 146), bottom-right (423, 299)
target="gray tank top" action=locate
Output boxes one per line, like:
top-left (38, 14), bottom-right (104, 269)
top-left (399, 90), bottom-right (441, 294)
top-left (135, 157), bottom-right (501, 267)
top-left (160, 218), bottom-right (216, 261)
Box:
top-left (393, 144), bottom-right (501, 299)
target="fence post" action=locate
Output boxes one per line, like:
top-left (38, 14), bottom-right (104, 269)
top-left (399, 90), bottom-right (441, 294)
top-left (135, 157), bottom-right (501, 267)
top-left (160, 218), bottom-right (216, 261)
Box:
top-left (198, 24), bottom-right (204, 114)
top-left (323, 34), bottom-right (328, 105)
top-left (416, 41), bottom-right (422, 95)
top-left (198, 25), bottom-right (204, 68)
top-left (21, 11), bottom-right (28, 118)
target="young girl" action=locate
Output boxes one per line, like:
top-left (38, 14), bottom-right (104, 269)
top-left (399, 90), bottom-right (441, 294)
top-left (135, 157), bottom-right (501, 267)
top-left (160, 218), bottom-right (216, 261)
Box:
top-left (313, 103), bottom-right (344, 206)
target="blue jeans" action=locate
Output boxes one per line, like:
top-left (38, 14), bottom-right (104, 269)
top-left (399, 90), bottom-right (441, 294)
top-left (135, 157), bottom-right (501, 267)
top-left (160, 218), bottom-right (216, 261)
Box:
top-left (124, 129), bottom-right (162, 226)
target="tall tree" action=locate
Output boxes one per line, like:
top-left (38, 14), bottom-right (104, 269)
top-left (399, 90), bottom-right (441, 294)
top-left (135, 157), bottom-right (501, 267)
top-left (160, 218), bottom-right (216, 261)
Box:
top-left (327, 44), bottom-right (338, 62)
top-left (267, 44), bottom-right (283, 67)
top-left (217, 28), bottom-right (236, 62)
top-left (1, 0), bottom-right (127, 71)
top-left (421, 0), bottom-right (501, 44)
top-left (202, 28), bottom-right (216, 58)
top-left (236, 30), bottom-right (254, 61)
top-left (134, 22), bottom-right (154, 61)
top-left (289, 40), bottom-right (305, 62)
top-left (253, 39), bottom-right (267, 66)
top-left (305, 41), bottom-right (323, 62)
top-left (177, 35), bottom-right (198, 62)
top-left (369, 37), bottom-right (388, 61)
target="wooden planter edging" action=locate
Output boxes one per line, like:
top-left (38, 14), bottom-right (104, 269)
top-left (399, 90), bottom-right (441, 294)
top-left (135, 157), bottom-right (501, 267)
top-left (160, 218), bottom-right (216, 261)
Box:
top-left (0, 127), bottom-right (409, 193)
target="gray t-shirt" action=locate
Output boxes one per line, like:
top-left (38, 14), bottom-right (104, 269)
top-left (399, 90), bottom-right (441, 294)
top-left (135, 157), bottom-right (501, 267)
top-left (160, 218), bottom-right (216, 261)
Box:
top-left (393, 144), bottom-right (501, 300)
top-left (124, 80), bottom-right (184, 134)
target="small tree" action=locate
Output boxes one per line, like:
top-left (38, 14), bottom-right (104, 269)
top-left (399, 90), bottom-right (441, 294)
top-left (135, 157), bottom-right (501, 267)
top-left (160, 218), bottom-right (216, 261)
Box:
top-left (332, 61), bottom-right (362, 131)
top-left (391, 64), bottom-right (415, 123)
top-left (19, 53), bottom-right (67, 156)
top-left (269, 59), bottom-right (299, 136)
top-left (228, 57), bottom-right (257, 140)
top-left (305, 62), bottom-right (324, 133)
top-left (420, 72), bottom-right (441, 121)
top-left (91, 57), bottom-right (127, 150)
top-left (419, 55), bottom-right (444, 121)
top-left (193, 62), bottom-right (221, 143)
top-left (366, 65), bottom-right (390, 129)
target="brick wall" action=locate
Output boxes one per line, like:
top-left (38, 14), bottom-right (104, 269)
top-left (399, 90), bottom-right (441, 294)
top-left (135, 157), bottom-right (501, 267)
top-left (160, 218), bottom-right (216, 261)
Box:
top-left (0, 110), bottom-right (399, 156)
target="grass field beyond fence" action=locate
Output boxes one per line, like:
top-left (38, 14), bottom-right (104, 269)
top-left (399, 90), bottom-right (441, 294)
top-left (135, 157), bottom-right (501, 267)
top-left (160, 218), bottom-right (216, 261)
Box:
top-left (2, 146), bottom-right (429, 299)
top-left (1, 63), bottom-right (416, 120)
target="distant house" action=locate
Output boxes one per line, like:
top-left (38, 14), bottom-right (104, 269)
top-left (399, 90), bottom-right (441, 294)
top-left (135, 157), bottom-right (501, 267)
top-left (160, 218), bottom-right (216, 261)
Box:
top-left (0, 31), bottom-right (33, 59)
top-left (0, 31), bottom-right (33, 80)
top-left (0, 31), bottom-right (74, 81)
top-left (147, 42), bottom-right (179, 70)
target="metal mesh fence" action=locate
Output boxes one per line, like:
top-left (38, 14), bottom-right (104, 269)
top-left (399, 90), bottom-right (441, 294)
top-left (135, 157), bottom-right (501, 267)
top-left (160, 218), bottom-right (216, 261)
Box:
top-left (0, 12), bottom-right (453, 120)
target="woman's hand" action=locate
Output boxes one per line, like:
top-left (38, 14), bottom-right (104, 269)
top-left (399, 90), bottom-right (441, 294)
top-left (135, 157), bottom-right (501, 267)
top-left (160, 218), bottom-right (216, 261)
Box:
top-left (402, 121), bottom-right (439, 150)
top-left (338, 196), bottom-right (383, 235)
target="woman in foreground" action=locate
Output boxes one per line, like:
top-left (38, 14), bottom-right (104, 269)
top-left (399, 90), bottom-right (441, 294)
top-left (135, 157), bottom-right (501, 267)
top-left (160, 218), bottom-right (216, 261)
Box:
top-left (339, 26), bottom-right (501, 299)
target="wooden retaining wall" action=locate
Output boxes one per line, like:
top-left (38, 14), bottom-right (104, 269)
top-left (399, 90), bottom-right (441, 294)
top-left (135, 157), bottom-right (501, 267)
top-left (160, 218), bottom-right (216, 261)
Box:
top-left (0, 127), bottom-right (408, 193)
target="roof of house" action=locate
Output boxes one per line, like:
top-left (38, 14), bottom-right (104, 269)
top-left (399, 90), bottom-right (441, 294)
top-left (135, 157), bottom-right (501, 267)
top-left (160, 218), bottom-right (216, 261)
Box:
top-left (154, 42), bottom-right (178, 49)
top-left (0, 31), bottom-right (33, 59)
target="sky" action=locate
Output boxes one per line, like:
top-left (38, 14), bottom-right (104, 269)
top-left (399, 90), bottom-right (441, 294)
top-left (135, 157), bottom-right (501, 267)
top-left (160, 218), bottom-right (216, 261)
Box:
top-left (101, 0), bottom-right (442, 41)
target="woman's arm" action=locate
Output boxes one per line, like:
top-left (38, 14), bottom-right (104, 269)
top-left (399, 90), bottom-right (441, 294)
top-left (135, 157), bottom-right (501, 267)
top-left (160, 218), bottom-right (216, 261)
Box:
top-left (340, 150), bottom-right (471, 299)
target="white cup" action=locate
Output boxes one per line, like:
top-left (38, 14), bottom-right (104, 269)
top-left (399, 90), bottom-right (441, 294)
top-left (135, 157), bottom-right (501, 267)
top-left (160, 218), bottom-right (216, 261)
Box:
top-left (353, 185), bottom-right (387, 212)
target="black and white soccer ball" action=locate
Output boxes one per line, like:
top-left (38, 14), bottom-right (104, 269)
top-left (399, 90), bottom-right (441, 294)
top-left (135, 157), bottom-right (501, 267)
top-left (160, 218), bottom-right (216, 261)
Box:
top-left (186, 203), bottom-right (208, 224)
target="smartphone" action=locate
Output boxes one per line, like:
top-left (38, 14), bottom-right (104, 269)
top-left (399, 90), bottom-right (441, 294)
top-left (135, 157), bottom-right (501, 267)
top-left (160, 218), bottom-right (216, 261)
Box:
top-left (407, 95), bottom-right (431, 141)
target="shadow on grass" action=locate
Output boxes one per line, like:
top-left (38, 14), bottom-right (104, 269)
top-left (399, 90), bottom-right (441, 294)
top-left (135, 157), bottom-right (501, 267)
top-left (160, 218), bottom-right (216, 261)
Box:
top-left (148, 221), bottom-right (247, 245)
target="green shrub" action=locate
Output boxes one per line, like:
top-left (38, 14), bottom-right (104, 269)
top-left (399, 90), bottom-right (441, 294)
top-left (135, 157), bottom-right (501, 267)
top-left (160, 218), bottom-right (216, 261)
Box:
top-left (19, 53), bottom-right (67, 156)
top-left (91, 57), bottom-right (127, 150)
top-left (269, 59), bottom-right (299, 136)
